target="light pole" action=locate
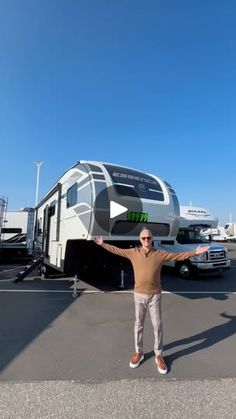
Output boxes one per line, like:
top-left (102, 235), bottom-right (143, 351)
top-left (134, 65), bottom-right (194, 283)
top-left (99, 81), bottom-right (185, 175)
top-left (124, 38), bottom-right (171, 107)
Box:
top-left (34, 161), bottom-right (44, 206)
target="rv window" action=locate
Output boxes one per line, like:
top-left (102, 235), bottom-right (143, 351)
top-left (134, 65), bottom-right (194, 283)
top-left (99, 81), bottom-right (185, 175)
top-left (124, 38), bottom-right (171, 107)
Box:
top-left (50, 202), bottom-right (56, 216)
top-left (104, 164), bottom-right (164, 201)
top-left (67, 183), bottom-right (77, 208)
top-left (36, 218), bottom-right (43, 235)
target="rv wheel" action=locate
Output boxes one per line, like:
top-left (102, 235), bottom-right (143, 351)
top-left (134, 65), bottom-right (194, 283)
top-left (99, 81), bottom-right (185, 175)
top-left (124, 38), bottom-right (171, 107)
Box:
top-left (176, 262), bottom-right (192, 279)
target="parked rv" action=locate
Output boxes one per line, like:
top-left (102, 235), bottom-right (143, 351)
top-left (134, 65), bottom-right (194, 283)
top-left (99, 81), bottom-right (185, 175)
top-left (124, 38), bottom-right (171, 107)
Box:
top-left (224, 223), bottom-right (236, 241)
top-left (0, 208), bottom-right (34, 258)
top-left (203, 226), bottom-right (228, 242)
top-left (156, 206), bottom-right (230, 279)
top-left (0, 196), bottom-right (7, 239)
top-left (34, 160), bottom-right (180, 277)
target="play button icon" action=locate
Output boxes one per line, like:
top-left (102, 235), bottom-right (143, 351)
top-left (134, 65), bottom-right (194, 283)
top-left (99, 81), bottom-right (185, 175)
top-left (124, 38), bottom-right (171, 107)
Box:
top-left (110, 201), bottom-right (127, 219)
top-left (93, 185), bottom-right (143, 235)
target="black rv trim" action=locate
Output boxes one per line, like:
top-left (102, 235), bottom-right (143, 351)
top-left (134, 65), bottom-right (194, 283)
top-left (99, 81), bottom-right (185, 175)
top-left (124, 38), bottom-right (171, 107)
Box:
top-left (1, 228), bottom-right (22, 234)
top-left (56, 183), bottom-right (62, 241)
top-left (92, 173), bottom-right (105, 180)
top-left (87, 163), bottom-right (103, 172)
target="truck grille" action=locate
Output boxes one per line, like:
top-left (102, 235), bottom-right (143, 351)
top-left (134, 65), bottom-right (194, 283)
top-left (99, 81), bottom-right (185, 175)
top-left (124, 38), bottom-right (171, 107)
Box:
top-left (208, 250), bottom-right (226, 261)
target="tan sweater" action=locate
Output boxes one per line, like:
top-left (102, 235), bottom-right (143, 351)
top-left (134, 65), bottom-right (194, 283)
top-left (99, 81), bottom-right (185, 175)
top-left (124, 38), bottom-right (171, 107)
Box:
top-left (101, 243), bottom-right (196, 294)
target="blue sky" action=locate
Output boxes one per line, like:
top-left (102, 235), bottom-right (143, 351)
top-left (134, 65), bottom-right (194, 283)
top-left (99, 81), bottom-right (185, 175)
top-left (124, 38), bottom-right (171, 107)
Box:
top-left (0, 0), bottom-right (235, 225)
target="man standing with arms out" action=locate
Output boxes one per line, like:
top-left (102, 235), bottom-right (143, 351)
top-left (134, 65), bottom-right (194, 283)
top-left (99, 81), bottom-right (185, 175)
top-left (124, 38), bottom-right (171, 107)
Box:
top-left (94, 229), bottom-right (209, 374)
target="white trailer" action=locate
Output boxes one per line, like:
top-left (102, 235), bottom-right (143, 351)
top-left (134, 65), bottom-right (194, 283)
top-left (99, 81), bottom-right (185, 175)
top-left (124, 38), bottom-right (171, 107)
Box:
top-left (34, 160), bottom-right (180, 277)
top-left (0, 196), bottom-right (7, 238)
top-left (0, 208), bottom-right (35, 257)
top-left (206, 226), bottom-right (228, 242)
top-left (224, 223), bottom-right (236, 240)
top-left (156, 206), bottom-right (230, 278)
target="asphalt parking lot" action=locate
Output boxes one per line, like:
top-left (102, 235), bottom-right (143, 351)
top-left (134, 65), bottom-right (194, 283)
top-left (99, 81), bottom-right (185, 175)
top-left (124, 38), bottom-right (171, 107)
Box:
top-left (0, 243), bottom-right (236, 418)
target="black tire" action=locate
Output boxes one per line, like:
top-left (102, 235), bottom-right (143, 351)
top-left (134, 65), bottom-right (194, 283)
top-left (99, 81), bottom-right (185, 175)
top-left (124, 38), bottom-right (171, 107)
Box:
top-left (176, 261), bottom-right (192, 279)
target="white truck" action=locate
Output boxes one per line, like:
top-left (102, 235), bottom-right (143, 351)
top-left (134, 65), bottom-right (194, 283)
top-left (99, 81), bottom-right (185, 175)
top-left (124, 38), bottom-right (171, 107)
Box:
top-left (156, 206), bottom-right (231, 279)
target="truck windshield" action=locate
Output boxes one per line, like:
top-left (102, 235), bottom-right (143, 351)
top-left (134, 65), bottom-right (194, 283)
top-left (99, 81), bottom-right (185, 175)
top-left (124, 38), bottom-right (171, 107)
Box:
top-left (177, 229), bottom-right (209, 244)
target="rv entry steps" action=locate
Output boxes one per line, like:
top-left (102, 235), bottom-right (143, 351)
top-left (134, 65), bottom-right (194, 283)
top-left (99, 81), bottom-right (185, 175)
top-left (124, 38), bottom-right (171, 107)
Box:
top-left (13, 255), bottom-right (43, 283)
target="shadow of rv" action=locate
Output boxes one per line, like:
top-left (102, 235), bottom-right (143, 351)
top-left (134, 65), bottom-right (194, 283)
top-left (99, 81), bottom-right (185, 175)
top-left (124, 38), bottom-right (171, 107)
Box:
top-left (161, 267), bottom-right (234, 301)
top-left (78, 264), bottom-right (134, 291)
top-left (0, 278), bottom-right (78, 375)
top-left (0, 260), bottom-right (134, 375)
top-left (77, 264), bottom-right (233, 300)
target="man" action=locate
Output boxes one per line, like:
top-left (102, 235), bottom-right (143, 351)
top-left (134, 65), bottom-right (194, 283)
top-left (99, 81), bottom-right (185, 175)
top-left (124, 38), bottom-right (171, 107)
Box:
top-left (94, 229), bottom-right (209, 374)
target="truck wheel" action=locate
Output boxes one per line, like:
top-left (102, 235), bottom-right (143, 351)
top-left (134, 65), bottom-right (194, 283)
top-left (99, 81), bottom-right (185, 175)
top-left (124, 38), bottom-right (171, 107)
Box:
top-left (176, 262), bottom-right (192, 279)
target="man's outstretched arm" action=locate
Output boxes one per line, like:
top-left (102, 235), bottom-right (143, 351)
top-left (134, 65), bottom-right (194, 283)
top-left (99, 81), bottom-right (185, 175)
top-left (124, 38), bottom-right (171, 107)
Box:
top-left (93, 237), bottom-right (133, 259)
top-left (160, 245), bottom-right (210, 262)
top-left (195, 245), bottom-right (210, 255)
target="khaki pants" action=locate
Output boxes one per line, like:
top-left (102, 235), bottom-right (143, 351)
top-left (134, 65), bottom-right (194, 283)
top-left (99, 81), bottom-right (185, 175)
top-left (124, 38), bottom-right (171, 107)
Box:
top-left (134, 292), bottom-right (163, 356)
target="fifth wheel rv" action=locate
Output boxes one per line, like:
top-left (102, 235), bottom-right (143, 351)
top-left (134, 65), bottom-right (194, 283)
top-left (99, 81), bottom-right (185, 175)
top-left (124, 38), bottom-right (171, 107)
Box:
top-left (34, 160), bottom-right (180, 277)
top-left (157, 206), bottom-right (230, 278)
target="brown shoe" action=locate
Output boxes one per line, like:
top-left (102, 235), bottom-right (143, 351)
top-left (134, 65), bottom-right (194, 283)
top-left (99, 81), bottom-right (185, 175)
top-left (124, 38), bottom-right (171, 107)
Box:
top-left (155, 355), bottom-right (167, 374)
top-left (129, 352), bottom-right (144, 368)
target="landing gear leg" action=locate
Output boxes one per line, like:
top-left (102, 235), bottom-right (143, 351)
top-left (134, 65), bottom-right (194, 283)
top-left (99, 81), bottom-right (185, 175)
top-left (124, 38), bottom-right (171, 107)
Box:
top-left (73, 274), bottom-right (79, 298)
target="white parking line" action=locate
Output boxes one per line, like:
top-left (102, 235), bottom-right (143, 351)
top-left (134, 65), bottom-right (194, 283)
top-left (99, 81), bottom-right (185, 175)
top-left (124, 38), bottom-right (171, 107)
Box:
top-left (161, 290), bottom-right (236, 295)
top-left (0, 289), bottom-right (236, 295)
top-left (0, 289), bottom-right (99, 293)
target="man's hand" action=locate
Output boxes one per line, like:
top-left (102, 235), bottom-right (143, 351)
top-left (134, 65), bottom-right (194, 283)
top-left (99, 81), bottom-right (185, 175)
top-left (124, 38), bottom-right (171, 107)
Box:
top-left (93, 236), bottom-right (103, 246)
top-left (195, 245), bottom-right (210, 255)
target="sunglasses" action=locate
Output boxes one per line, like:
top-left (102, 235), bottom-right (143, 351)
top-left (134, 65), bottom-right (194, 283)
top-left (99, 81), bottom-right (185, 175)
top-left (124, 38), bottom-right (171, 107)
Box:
top-left (141, 236), bottom-right (152, 241)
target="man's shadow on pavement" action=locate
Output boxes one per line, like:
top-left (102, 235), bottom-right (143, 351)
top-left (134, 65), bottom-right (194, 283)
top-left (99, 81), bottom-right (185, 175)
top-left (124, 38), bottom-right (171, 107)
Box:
top-left (163, 312), bottom-right (236, 370)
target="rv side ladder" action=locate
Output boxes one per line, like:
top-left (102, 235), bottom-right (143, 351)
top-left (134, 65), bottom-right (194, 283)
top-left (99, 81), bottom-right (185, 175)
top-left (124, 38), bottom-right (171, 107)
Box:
top-left (13, 255), bottom-right (43, 283)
